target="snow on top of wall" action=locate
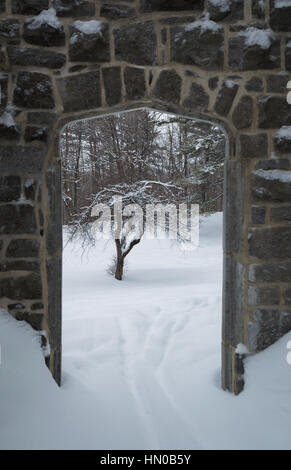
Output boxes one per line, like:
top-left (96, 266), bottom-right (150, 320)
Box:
top-left (26, 8), bottom-right (62, 30)
top-left (276, 126), bottom-right (291, 141)
top-left (184, 13), bottom-right (222, 33)
top-left (275, 0), bottom-right (291, 8)
top-left (225, 79), bottom-right (235, 88)
top-left (236, 343), bottom-right (249, 355)
top-left (254, 169), bottom-right (291, 183)
top-left (208, 0), bottom-right (230, 12)
top-left (72, 20), bottom-right (103, 36)
top-left (241, 27), bottom-right (276, 50)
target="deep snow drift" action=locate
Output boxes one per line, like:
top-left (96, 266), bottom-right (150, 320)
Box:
top-left (1, 213), bottom-right (291, 450)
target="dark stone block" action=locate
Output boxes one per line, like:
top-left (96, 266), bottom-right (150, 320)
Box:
top-left (239, 133), bottom-right (268, 158)
top-left (13, 72), bottom-right (54, 110)
top-left (286, 40), bottom-right (291, 70)
top-left (255, 158), bottom-right (289, 170)
top-left (249, 227), bottom-right (291, 258)
top-left (12, 0), bottom-right (48, 14)
top-left (7, 46), bottom-right (66, 69)
top-left (102, 67), bottom-right (121, 106)
top-left (252, 169), bottom-right (291, 202)
top-left (270, 206), bottom-right (291, 222)
top-left (208, 76), bottom-right (219, 90)
top-left (8, 303), bottom-right (25, 312)
top-left (14, 311), bottom-right (43, 330)
top-left (31, 302), bottom-right (44, 311)
top-left (114, 21), bottom-right (157, 66)
top-left (0, 176), bottom-right (20, 202)
top-left (6, 239), bottom-right (40, 258)
top-left (57, 72), bottom-right (101, 113)
top-left (222, 255), bottom-right (244, 346)
top-left (252, 0), bottom-right (265, 19)
top-left (0, 260), bottom-right (40, 272)
top-left (152, 69), bottom-right (182, 104)
top-left (0, 112), bottom-right (20, 140)
top-left (274, 127), bottom-right (291, 154)
top-left (100, 4), bottom-right (136, 19)
top-left (266, 73), bottom-right (290, 93)
top-left (24, 179), bottom-right (38, 200)
top-left (53, 0), bottom-right (95, 17)
top-left (0, 0), bottom-right (5, 13)
top-left (259, 96), bottom-right (291, 129)
top-left (248, 286), bottom-right (280, 306)
top-left (245, 76), bottom-right (263, 92)
top-left (124, 67), bottom-right (146, 100)
top-left (0, 204), bottom-right (37, 235)
top-left (69, 22), bottom-right (110, 63)
top-left (183, 82), bottom-right (209, 112)
top-left (170, 21), bottom-right (224, 70)
top-left (248, 309), bottom-right (283, 351)
top-left (284, 287), bottom-right (291, 305)
top-left (232, 95), bottom-right (253, 129)
top-left (159, 16), bottom-right (196, 25)
top-left (46, 256), bottom-right (62, 351)
top-left (46, 166), bottom-right (62, 256)
top-left (24, 126), bottom-right (49, 144)
top-left (251, 206), bottom-right (266, 225)
top-left (249, 262), bottom-right (291, 282)
top-left (208, 0), bottom-right (244, 22)
top-left (0, 273), bottom-right (42, 300)
top-left (229, 34), bottom-right (280, 71)
top-left (23, 13), bottom-right (65, 47)
top-left (140, 0), bottom-right (204, 12)
top-left (270, 0), bottom-right (291, 32)
top-left (214, 81), bottom-right (239, 116)
top-left (0, 146), bottom-right (47, 174)
top-left (0, 19), bottom-right (20, 45)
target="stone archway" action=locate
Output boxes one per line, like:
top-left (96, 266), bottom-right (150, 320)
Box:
top-left (1, 0), bottom-right (291, 395)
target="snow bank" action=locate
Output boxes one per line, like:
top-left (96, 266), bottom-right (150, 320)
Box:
top-left (25, 8), bottom-right (62, 30)
top-left (241, 27), bottom-right (276, 49)
top-left (253, 169), bottom-right (291, 183)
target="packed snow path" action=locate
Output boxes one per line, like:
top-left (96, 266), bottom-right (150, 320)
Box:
top-left (1, 213), bottom-right (291, 449)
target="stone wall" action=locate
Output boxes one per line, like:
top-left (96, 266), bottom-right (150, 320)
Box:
top-left (0, 0), bottom-right (291, 394)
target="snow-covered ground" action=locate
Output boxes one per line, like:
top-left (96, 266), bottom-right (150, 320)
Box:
top-left (1, 213), bottom-right (291, 449)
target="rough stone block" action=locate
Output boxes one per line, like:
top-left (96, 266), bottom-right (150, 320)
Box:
top-left (245, 76), bottom-right (263, 92)
top-left (114, 21), bottom-right (157, 66)
top-left (284, 286), bottom-right (291, 305)
top-left (0, 19), bottom-right (20, 45)
top-left (248, 286), bottom-right (280, 306)
top-left (249, 262), bottom-right (291, 283)
top-left (53, 0), bottom-right (95, 17)
top-left (222, 254), bottom-right (244, 346)
top-left (252, 0), bottom-right (265, 19)
top-left (69, 21), bottom-right (110, 63)
top-left (232, 95), bottom-right (253, 129)
top-left (0, 204), bottom-right (37, 235)
top-left (255, 159), bottom-right (289, 170)
top-left (6, 239), bottom-right (40, 258)
top-left (239, 133), bottom-right (268, 158)
top-left (57, 72), bottom-right (101, 113)
top-left (7, 46), bottom-right (66, 69)
top-left (0, 0), bottom-right (5, 13)
top-left (102, 67), bottom-right (121, 106)
top-left (266, 73), bottom-right (290, 93)
top-left (140, 0), bottom-right (204, 12)
top-left (13, 72), bottom-right (54, 109)
top-left (259, 96), bottom-right (291, 129)
top-left (170, 21), bottom-right (224, 70)
top-left (270, 206), bottom-right (291, 222)
top-left (183, 82), bottom-right (209, 112)
top-left (252, 169), bottom-right (291, 202)
top-left (0, 260), bottom-right (40, 272)
top-left (23, 12), bottom-right (65, 47)
top-left (249, 227), bottom-right (291, 259)
top-left (0, 273), bottom-right (42, 300)
top-left (0, 74), bottom-right (7, 110)
top-left (0, 146), bottom-right (46, 174)
top-left (229, 33), bottom-right (280, 71)
top-left (24, 126), bottom-right (50, 144)
top-left (269, 0), bottom-right (291, 32)
top-left (214, 81), bottom-right (239, 116)
top-left (12, 0), bottom-right (48, 14)
top-left (286, 40), bottom-right (291, 71)
top-left (152, 69), bottom-right (182, 104)
top-left (124, 67), bottom-right (146, 100)
top-left (0, 176), bottom-right (20, 202)
top-left (224, 160), bottom-right (245, 253)
top-left (248, 309), bottom-right (291, 351)
top-left (273, 126), bottom-right (291, 154)
top-left (251, 206), bottom-right (266, 225)
top-left (208, 0), bottom-right (244, 22)
top-left (100, 3), bottom-right (136, 19)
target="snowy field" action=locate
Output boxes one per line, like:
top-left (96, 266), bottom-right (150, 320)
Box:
top-left (1, 213), bottom-right (291, 449)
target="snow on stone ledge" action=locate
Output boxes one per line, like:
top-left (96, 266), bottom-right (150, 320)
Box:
top-left (72, 20), bottom-right (103, 36)
top-left (184, 13), bottom-right (222, 33)
top-left (275, 126), bottom-right (291, 142)
top-left (253, 169), bottom-right (291, 183)
top-left (26, 8), bottom-right (63, 30)
top-left (241, 27), bottom-right (276, 50)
